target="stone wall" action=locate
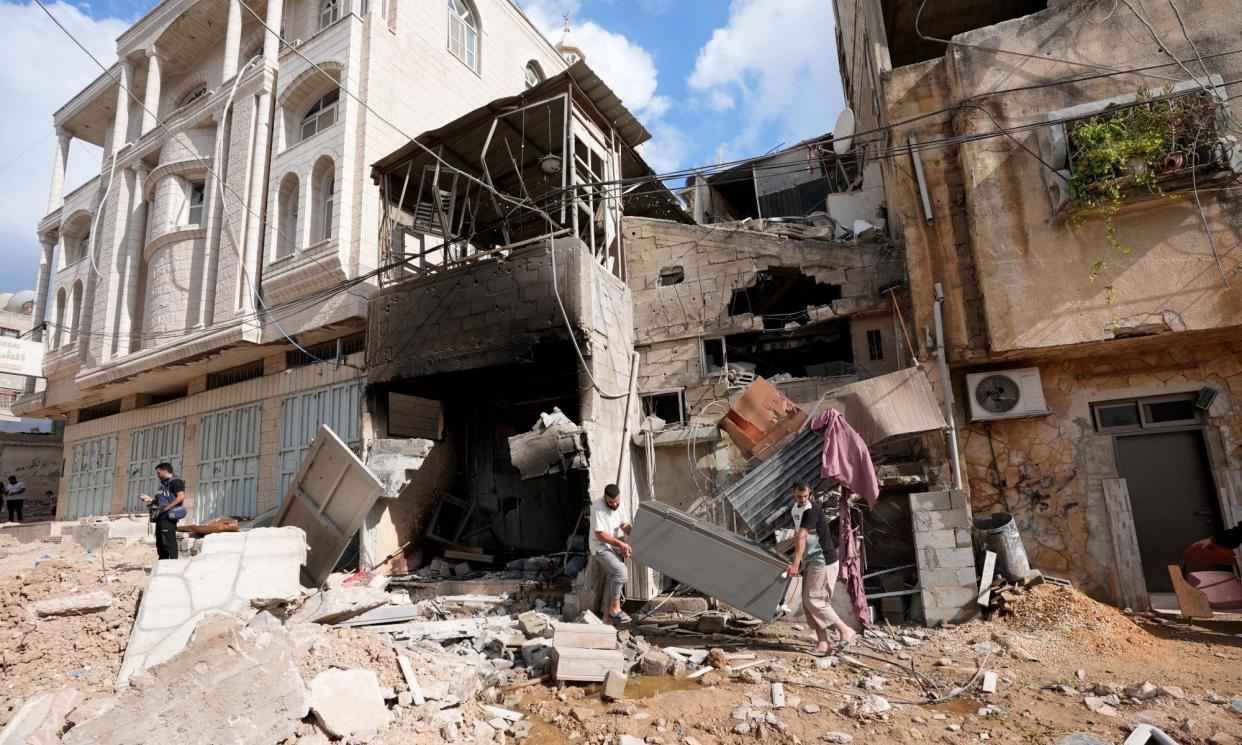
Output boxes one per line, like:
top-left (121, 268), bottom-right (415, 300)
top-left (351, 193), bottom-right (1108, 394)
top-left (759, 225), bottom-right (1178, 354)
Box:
top-left (956, 335), bottom-right (1242, 603)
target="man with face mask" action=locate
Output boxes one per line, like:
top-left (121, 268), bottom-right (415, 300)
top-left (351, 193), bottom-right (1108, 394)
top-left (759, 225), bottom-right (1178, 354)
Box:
top-left (590, 483), bottom-right (633, 624)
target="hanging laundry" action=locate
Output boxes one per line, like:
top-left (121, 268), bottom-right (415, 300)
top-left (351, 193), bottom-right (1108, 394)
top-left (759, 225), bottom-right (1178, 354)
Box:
top-left (809, 409), bottom-right (879, 506)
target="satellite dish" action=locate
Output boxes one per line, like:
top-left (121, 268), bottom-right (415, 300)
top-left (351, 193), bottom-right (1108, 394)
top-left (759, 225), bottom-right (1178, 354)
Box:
top-left (832, 108), bottom-right (856, 155)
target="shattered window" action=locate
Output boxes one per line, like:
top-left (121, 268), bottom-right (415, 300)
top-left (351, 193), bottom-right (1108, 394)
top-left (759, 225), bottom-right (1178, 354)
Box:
top-left (701, 338), bottom-right (726, 376)
top-left (867, 329), bottom-right (883, 361)
top-left (641, 391), bottom-right (685, 425)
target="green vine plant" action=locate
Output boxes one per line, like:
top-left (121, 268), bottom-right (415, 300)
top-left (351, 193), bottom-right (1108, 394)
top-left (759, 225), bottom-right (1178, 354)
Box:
top-left (1065, 87), bottom-right (1219, 323)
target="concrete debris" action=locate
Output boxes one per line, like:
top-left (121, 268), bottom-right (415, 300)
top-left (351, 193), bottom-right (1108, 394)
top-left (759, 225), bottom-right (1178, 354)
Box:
top-left (639, 649), bottom-right (676, 676)
top-left (307, 668), bottom-right (392, 741)
top-left (551, 647), bottom-right (626, 682)
top-left (116, 527), bottom-right (307, 685)
top-left (365, 437), bottom-right (434, 498)
top-left (851, 695), bottom-right (892, 717)
top-left (1054, 736), bottom-right (1110, 745)
top-left (602, 670), bottom-right (627, 701)
top-left (771, 682), bottom-right (786, 708)
top-left (1204, 692), bottom-right (1230, 704)
top-left (982, 672), bottom-right (999, 693)
top-left (0, 689), bottom-right (81, 745)
top-left (822, 732), bottom-right (855, 743)
top-left (64, 617), bottom-right (309, 745)
top-left (551, 621), bottom-right (618, 650)
top-left (507, 408), bottom-right (589, 479)
top-left (518, 610), bottom-right (552, 637)
top-left (289, 584), bottom-right (390, 625)
top-left (31, 591), bottom-right (113, 618)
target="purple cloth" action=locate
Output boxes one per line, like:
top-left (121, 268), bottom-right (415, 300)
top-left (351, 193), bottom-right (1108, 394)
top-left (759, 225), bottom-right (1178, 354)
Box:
top-left (810, 409), bottom-right (877, 628)
top-left (809, 409), bottom-right (879, 506)
top-left (838, 498), bottom-right (872, 628)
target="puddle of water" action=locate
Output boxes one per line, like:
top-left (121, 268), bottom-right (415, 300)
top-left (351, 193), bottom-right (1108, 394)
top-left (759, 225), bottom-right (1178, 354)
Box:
top-left (927, 697), bottom-right (978, 716)
top-left (519, 717), bottom-right (572, 745)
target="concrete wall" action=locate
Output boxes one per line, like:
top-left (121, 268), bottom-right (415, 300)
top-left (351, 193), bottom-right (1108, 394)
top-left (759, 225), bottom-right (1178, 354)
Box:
top-left (0, 435), bottom-right (64, 522)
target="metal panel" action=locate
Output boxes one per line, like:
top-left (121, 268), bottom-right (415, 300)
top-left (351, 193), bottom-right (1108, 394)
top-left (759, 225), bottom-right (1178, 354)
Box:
top-left (819, 367), bottom-right (947, 446)
top-left (629, 501), bottom-right (792, 622)
top-left (279, 380), bottom-right (363, 499)
top-left (197, 403), bottom-right (262, 521)
top-left (124, 420), bottom-right (185, 513)
top-left (718, 426), bottom-right (827, 539)
top-left (274, 424), bottom-right (383, 587)
top-left (66, 434), bottom-right (117, 518)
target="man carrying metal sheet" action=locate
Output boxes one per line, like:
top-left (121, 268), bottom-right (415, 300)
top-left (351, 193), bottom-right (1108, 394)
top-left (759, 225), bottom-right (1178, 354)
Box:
top-left (591, 483), bottom-right (633, 625)
top-left (786, 481), bottom-right (856, 655)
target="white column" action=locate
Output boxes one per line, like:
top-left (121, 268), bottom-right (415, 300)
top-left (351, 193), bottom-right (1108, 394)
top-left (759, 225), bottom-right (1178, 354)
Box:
top-left (117, 164), bottom-right (150, 355)
top-left (222, 0), bottom-right (242, 81)
top-left (140, 47), bottom-right (162, 135)
top-left (46, 129), bottom-right (71, 214)
top-left (262, 0), bottom-right (284, 60)
top-left (239, 90), bottom-right (273, 318)
top-left (24, 237), bottom-right (56, 394)
top-left (110, 59), bottom-right (133, 155)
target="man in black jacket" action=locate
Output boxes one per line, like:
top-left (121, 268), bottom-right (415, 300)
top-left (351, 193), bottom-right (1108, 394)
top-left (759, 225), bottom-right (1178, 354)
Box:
top-left (1195, 521), bottom-right (1242, 551)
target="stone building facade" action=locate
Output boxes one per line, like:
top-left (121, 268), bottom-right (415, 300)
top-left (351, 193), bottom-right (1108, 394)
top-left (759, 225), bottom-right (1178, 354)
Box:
top-left (17, 0), bottom-right (567, 521)
top-left (832, 0), bottom-right (1242, 607)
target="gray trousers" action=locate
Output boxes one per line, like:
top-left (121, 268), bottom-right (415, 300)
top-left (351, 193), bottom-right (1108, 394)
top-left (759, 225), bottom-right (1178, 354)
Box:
top-left (595, 548), bottom-right (628, 609)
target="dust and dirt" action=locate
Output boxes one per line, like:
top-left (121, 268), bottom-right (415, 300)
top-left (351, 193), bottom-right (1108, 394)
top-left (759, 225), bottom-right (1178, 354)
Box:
top-left (0, 535), bottom-right (153, 728)
top-left (1000, 584), bottom-right (1162, 655)
top-left (296, 626), bottom-right (405, 692)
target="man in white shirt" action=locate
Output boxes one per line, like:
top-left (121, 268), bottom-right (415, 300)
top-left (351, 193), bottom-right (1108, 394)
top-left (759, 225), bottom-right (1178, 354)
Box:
top-left (590, 483), bottom-right (632, 624)
top-left (5, 476), bottom-right (26, 523)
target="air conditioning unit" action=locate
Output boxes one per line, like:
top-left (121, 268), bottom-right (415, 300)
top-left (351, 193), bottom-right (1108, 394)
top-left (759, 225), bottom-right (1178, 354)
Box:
top-left (965, 368), bottom-right (1051, 422)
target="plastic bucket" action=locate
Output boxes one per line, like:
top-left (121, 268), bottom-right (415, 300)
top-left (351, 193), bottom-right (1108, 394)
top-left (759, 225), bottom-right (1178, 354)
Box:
top-left (973, 512), bottom-right (1033, 582)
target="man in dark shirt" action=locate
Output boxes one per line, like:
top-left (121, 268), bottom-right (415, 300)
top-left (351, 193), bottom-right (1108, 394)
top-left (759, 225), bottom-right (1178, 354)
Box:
top-left (138, 463), bottom-right (187, 560)
top-left (5, 476), bottom-right (25, 523)
top-left (786, 481), bottom-right (856, 655)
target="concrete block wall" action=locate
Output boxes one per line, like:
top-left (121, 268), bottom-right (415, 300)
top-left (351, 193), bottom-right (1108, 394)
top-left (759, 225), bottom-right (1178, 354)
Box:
top-left (910, 489), bottom-right (977, 625)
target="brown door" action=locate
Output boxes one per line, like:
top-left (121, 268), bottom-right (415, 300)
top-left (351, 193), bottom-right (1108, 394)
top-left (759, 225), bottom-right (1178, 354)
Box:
top-left (1114, 430), bottom-right (1223, 592)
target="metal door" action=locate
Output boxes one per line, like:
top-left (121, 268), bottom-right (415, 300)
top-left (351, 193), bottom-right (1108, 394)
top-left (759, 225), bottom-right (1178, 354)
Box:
top-left (1114, 430), bottom-right (1223, 592)
top-left (278, 380), bottom-right (362, 501)
top-left (66, 434), bottom-right (117, 518)
top-left (125, 420), bottom-right (185, 513)
top-left (197, 403), bottom-right (262, 520)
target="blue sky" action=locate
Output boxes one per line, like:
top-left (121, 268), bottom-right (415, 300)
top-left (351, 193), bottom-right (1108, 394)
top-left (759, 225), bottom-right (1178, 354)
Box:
top-left (0, 0), bottom-right (842, 292)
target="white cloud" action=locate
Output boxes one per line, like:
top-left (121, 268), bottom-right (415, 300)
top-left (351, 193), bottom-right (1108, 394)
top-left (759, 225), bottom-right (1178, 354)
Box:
top-left (0, 1), bottom-right (124, 292)
top-left (689, 0), bottom-right (842, 155)
top-left (639, 122), bottom-right (689, 175)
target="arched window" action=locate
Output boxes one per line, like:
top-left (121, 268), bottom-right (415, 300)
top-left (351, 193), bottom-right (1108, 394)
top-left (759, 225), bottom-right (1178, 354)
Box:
top-left (276, 173), bottom-right (300, 258)
top-left (310, 159), bottom-right (337, 243)
top-left (70, 280), bottom-right (83, 342)
top-left (300, 90), bottom-right (339, 142)
top-left (178, 84), bottom-right (207, 108)
top-left (53, 289), bottom-right (65, 349)
top-left (447, 0), bottom-right (479, 71)
top-left (524, 61), bottom-right (544, 89)
top-left (320, 0), bottom-right (340, 30)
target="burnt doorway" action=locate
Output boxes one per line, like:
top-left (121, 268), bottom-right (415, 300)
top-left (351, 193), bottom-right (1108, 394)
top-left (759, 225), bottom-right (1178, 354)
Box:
top-left (1113, 429), bottom-right (1223, 592)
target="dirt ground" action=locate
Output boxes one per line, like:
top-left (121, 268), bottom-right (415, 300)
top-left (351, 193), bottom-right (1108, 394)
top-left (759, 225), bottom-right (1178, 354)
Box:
top-left (1, 535), bottom-right (1239, 744)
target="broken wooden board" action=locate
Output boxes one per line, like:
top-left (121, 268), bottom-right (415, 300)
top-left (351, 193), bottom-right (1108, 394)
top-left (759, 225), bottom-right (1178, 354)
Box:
top-left (977, 551), bottom-right (997, 607)
top-left (1167, 565), bottom-right (1214, 619)
top-left (551, 622), bottom-right (617, 650)
top-left (550, 648), bottom-right (626, 683)
top-left (396, 654), bottom-right (426, 706)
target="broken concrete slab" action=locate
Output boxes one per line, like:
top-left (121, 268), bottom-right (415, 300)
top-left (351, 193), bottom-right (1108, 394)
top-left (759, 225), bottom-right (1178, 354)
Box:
top-left (65, 617), bottom-right (308, 745)
top-left (0, 689), bottom-right (81, 745)
top-left (508, 408), bottom-right (589, 479)
top-left (551, 647), bottom-right (626, 683)
top-left (518, 610), bottom-right (552, 637)
top-left (307, 668), bottom-right (392, 742)
top-left (31, 591), bottom-right (113, 618)
top-left (289, 585), bottom-right (389, 625)
top-left (603, 670), bottom-right (627, 701)
top-left (366, 437), bottom-right (434, 499)
top-left (116, 527), bottom-right (307, 685)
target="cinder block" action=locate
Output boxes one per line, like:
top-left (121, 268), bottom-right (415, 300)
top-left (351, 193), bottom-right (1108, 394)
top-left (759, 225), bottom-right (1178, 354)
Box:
top-left (948, 490), bottom-right (969, 512)
top-left (955, 528), bottom-right (973, 548)
top-left (909, 490), bottom-right (953, 512)
top-left (912, 508), bottom-right (971, 532)
top-left (913, 529), bottom-right (958, 550)
top-left (916, 546), bottom-right (974, 571)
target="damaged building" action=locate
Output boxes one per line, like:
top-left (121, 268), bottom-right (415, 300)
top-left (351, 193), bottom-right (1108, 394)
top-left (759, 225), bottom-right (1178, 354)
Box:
top-left (361, 62), bottom-right (687, 600)
top-left (833, 0), bottom-right (1242, 609)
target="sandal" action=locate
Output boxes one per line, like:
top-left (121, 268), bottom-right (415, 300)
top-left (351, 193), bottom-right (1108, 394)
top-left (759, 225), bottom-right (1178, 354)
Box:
top-left (834, 634), bottom-right (858, 651)
top-left (610, 611), bottom-right (632, 624)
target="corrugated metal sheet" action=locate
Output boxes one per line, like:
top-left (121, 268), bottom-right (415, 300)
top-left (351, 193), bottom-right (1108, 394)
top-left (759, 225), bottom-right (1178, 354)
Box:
top-left (125, 420), bottom-right (185, 513)
top-left (630, 501), bottom-right (792, 621)
top-left (197, 403), bottom-right (262, 521)
top-left (718, 426), bottom-right (828, 539)
top-left (66, 434), bottom-right (117, 518)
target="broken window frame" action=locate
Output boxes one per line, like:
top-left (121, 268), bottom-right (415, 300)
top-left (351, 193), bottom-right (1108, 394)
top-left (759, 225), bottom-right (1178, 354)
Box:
top-left (640, 389), bottom-right (686, 426)
top-left (700, 337), bottom-right (727, 378)
top-left (867, 328), bottom-right (884, 361)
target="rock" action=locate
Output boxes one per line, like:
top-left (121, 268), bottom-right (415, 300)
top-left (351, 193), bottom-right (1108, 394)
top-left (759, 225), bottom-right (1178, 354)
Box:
top-left (948, 724), bottom-right (962, 733)
top-left (65, 697), bottom-right (116, 728)
top-left (861, 676), bottom-right (885, 691)
top-left (815, 656), bottom-right (838, 669)
top-left (1075, 670), bottom-right (1087, 681)
top-left (1205, 692), bottom-right (1230, 704)
top-left (1053, 734), bottom-right (1109, 745)
top-left (31, 591), bottom-right (113, 618)
top-left (1158, 686), bottom-right (1185, 700)
top-left (1093, 683), bottom-right (1122, 696)
top-left (610, 703), bottom-right (638, 717)
top-left (731, 707), bottom-right (751, 720)
top-left (639, 649), bottom-right (674, 676)
top-left (0, 689), bottom-right (82, 744)
top-left (802, 703), bottom-right (820, 714)
top-left (733, 723), bottom-right (752, 735)
top-left (1209, 734), bottom-right (1238, 745)
top-left (936, 658), bottom-right (953, 667)
top-left (697, 612), bottom-right (730, 634)
top-left (854, 695), bottom-right (891, 716)
top-left (307, 668), bottom-right (392, 741)
top-left (521, 638), bottom-right (552, 668)
top-left (699, 672), bottom-right (722, 687)
top-left (740, 669), bottom-right (763, 685)
top-left (972, 641), bottom-right (1003, 655)
top-left (619, 736), bottom-right (645, 745)
top-left (1125, 682), bottom-right (1159, 700)
top-left (570, 707), bottom-right (596, 722)
top-left (602, 670), bottom-right (627, 701)
top-left (900, 636), bottom-right (922, 646)
top-left (518, 611), bottom-right (552, 637)
top-left (1010, 646), bottom-right (1038, 661)
top-left (822, 733), bottom-right (854, 743)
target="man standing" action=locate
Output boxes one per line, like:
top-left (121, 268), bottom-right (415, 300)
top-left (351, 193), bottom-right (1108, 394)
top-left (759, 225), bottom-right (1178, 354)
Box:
top-left (591, 483), bottom-right (633, 625)
top-left (786, 481), bottom-right (856, 655)
top-left (138, 462), bottom-right (187, 560)
top-left (6, 476), bottom-right (26, 523)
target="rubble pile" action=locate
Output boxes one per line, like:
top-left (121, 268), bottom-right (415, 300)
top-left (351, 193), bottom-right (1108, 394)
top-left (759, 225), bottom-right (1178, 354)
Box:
top-left (999, 584), bottom-right (1161, 654)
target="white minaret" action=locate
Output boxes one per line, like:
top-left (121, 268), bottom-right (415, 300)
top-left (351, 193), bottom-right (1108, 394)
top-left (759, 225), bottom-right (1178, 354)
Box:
top-left (555, 13), bottom-right (585, 64)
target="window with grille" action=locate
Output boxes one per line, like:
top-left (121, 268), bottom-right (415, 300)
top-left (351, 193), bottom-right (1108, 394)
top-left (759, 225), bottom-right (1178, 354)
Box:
top-left (206, 360), bottom-right (265, 390)
top-left (79, 400), bottom-right (121, 423)
top-left (300, 90), bottom-right (339, 142)
top-left (285, 332), bottom-right (365, 369)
